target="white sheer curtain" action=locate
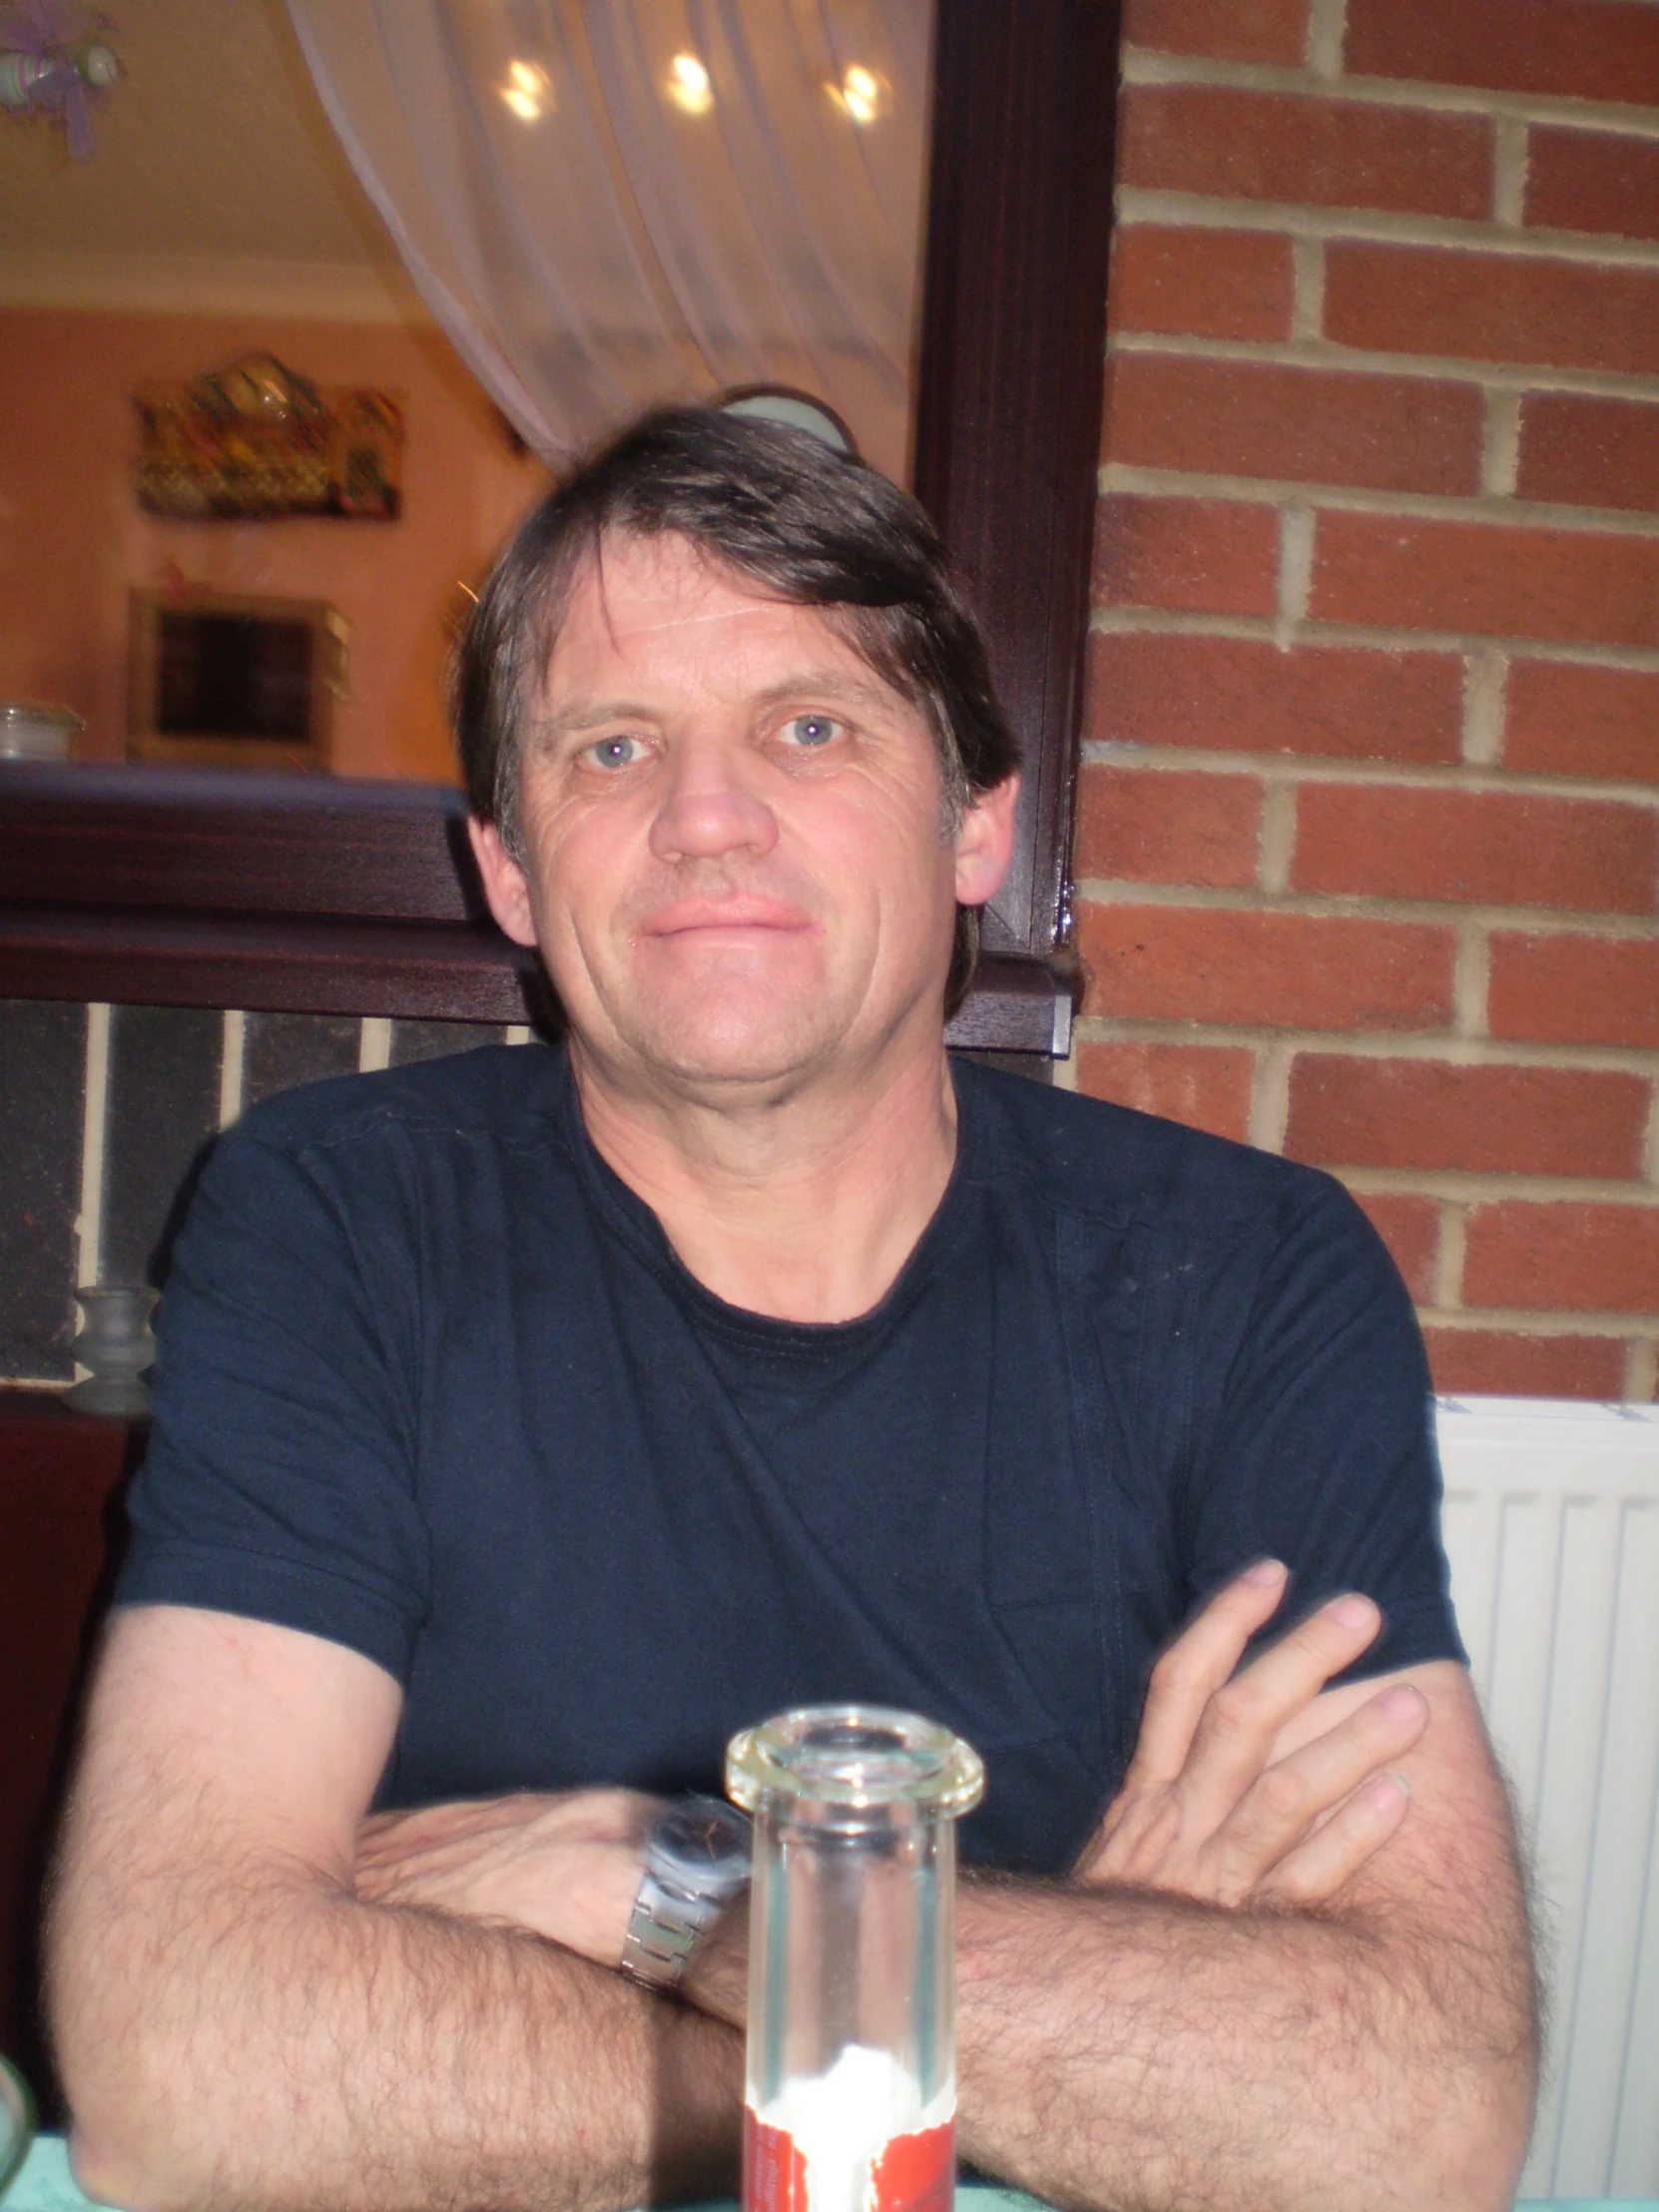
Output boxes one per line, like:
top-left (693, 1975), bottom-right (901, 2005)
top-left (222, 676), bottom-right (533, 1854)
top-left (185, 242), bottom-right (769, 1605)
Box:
top-left (284, 0), bottom-right (932, 479)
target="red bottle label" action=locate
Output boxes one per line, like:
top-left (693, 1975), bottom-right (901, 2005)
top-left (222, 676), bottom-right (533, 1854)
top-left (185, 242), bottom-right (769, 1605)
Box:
top-left (745, 2109), bottom-right (809, 2212)
top-left (743, 2107), bottom-right (954, 2212)
top-left (870, 2119), bottom-right (955, 2212)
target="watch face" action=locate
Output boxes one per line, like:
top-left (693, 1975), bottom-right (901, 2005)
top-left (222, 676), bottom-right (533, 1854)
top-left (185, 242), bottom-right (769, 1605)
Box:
top-left (652, 1796), bottom-right (752, 1893)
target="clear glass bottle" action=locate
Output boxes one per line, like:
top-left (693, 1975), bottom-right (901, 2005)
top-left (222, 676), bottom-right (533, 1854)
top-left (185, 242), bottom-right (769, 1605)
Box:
top-left (726, 1705), bottom-right (983, 2212)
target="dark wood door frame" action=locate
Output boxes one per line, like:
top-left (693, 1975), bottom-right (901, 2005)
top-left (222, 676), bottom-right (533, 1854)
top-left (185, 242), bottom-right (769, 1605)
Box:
top-left (915, 0), bottom-right (1121, 976)
top-left (0, 0), bottom-right (1121, 1054)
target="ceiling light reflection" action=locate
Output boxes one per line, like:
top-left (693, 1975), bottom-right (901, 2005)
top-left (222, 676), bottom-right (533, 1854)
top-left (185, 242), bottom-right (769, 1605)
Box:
top-left (499, 58), bottom-right (552, 122)
top-left (666, 52), bottom-right (713, 115)
top-left (828, 62), bottom-right (887, 126)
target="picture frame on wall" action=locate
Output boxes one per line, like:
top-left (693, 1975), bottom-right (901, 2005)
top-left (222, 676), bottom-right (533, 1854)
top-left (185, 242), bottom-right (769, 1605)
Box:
top-left (127, 588), bottom-right (348, 773)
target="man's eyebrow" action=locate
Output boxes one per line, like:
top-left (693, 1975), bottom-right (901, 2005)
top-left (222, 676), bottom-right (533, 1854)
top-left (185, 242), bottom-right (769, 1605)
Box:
top-left (530, 670), bottom-right (903, 740)
top-left (527, 701), bottom-right (659, 742)
top-left (748, 670), bottom-right (904, 713)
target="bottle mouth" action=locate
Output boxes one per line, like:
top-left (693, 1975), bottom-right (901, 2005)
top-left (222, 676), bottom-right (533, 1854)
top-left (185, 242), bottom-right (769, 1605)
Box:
top-left (726, 1704), bottom-right (984, 1817)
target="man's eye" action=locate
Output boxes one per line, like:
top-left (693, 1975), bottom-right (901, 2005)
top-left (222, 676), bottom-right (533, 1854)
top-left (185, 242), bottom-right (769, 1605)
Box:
top-left (780, 714), bottom-right (841, 749)
top-left (580, 734), bottom-right (647, 770)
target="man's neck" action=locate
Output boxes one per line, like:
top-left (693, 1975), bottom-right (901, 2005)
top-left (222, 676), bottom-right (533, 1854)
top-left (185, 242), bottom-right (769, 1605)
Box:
top-left (568, 1036), bottom-right (960, 1325)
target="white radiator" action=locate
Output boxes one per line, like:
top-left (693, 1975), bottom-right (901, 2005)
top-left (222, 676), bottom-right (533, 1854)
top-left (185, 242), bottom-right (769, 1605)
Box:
top-left (1434, 1396), bottom-right (1659, 2202)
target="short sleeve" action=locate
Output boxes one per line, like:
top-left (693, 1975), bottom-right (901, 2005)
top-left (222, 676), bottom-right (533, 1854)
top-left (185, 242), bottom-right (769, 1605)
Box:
top-left (1183, 1175), bottom-right (1465, 1684)
top-left (115, 1115), bottom-right (432, 1682)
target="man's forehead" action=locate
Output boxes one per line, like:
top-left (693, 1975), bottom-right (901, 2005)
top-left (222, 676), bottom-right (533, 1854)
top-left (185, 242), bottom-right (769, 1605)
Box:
top-left (544, 531), bottom-right (887, 693)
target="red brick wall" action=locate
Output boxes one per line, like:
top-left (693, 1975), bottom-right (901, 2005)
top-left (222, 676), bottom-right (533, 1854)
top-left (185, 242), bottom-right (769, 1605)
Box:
top-left (1074, 0), bottom-right (1659, 1401)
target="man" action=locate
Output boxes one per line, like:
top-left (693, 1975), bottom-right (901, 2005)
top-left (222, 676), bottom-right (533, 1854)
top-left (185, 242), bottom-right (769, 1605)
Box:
top-left (49, 410), bottom-right (1535, 2212)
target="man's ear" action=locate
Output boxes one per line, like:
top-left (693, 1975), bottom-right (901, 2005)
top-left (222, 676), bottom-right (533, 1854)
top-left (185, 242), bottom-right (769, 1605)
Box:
top-left (952, 774), bottom-right (1020, 909)
top-left (468, 818), bottom-right (540, 949)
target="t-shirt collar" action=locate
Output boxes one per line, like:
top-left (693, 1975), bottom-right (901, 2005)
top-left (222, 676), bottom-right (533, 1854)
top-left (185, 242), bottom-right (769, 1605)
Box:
top-left (555, 1047), bottom-right (982, 1353)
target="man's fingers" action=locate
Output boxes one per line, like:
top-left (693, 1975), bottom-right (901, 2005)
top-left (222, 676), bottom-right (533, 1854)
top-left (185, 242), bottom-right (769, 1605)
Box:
top-left (1209, 1681), bottom-right (1428, 1898)
top-left (1128, 1560), bottom-right (1289, 1785)
top-left (1181, 1590), bottom-right (1386, 1813)
top-left (1252, 1769), bottom-right (1413, 1909)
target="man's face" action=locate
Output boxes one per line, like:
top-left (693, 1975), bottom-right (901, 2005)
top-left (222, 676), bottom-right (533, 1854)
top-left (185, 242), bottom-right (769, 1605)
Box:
top-left (470, 531), bottom-right (1016, 1096)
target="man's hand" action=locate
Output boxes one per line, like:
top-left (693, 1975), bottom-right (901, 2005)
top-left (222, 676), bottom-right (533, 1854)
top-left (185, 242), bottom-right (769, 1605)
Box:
top-left (355, 1787), bottom-right (658, 1966)
top-left (1076, 1560), bottom-right (1429, 1908)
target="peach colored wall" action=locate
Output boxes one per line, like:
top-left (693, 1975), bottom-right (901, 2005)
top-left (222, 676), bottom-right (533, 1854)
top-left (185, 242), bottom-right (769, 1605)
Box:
top-left (0, 307), bottom-right (549, 782)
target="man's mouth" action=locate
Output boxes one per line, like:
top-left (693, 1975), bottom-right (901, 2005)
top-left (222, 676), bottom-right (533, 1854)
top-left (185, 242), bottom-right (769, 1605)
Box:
top-left (640, 897), bottom-right (816, 938)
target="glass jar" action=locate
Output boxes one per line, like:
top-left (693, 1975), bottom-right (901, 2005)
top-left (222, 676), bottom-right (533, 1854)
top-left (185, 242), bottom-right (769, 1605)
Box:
top-left (0, 701), bottom-right (83, 762)
top-left (727, 1705), bottom-right (983, 2212)
top-left (66, 1285), bottom-right (159, 1414)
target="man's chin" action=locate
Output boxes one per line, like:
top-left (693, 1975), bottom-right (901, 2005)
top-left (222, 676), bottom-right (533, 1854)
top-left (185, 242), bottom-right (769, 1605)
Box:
top-left (575, 941), bottom-right (946, 1096)
top-left (597, 949), bottom-right (845, 1089)
top-left (615, 1008), bottom-right (839, 1093)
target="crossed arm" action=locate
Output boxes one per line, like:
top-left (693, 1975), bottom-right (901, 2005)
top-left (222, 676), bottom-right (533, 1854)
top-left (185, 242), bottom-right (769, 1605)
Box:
top-left (49, 1608), bottom-right (742, 2212)
top-left (48, 1568), bottom-right (1536, 2212)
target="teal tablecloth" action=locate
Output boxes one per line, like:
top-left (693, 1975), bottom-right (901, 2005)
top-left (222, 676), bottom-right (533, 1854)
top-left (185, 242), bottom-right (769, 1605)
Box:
top-left (4, 2136), bottom-right (1654, 2212)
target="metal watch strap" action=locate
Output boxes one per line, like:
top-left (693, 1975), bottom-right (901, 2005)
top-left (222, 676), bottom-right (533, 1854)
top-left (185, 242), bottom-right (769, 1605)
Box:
top-left (620, 1867), bottom-right (723, 1991)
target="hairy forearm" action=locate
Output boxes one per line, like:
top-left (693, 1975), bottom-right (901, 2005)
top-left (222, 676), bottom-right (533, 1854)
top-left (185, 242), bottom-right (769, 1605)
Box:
top-left (953, 1874), bottom-right (1535, 2212)
top-left (51, 1842), bottom-right (742, 2212)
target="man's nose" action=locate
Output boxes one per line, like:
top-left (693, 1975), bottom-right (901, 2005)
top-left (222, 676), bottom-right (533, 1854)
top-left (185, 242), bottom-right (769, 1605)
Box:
top-left (647, 734), bottom-right (780, 863)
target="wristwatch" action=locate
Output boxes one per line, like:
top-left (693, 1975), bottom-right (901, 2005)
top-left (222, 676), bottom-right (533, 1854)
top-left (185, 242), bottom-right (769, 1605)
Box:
top-left (620, 1795), bottom-right (752, 1992)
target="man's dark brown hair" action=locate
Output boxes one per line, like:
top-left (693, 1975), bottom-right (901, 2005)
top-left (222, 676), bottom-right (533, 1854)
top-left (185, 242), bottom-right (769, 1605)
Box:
top-left (451, 405), bottom-right (1019, 1015)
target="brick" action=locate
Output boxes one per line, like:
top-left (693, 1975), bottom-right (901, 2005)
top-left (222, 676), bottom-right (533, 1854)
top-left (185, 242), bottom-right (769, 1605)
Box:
top-left (1092, 494), bottom-right (1280, 618)
top-left (1118, 86), bottom-right (1490, 222)
top-left (1286, 1055), bottom-right (1650, 1178)
top-left (1103, 355), bottom-right (1483, 496)
top-left (1311, 512), bottom-right (1659, 650)
top-left (1503, 662), bottom-right (1659, 782)
top-left (1291, 785), bottom-right (1659, 913)
top-left (1077, 902), bottom-right (1455, 1028)
top-left (1123, 0), bottom-right (1308, 65)
top-left (1424, 1329), bottom-right (1629, 1399)
top-left (1350, 1192), bottom-right (1442, 1303)
top-left (1325, 243), bottom-right (1659, 381)
top-left (1076, 1041), bottom-right (1255, 1141)
top-left (1346, 0), bottom-right (1659, 109)
top-left (1109, 228), bottom-right (1295, 344)
top-left (1073, 765), bottom-right (1263, 886)
top-left (1527, 127), bottom-right (1659, 247)
top-left (1517, 393), bottom-right (1659, 516)
top-left (1083, 633), bottom-right (1464, 763)
top-left (1463, 1202), bottom-right (1659, 1314)
top-left (1488, 932), bottom-right (1659, 1050)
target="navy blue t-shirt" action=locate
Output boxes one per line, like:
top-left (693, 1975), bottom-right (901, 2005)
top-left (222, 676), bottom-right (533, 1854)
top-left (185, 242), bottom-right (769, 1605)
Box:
top-left (116, 1045), bottom-right (1462, 1873)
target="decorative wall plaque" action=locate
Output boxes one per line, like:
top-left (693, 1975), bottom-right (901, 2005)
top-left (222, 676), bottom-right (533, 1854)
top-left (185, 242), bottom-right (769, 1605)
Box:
top-left (132, 352), bottom-right (404, 521)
